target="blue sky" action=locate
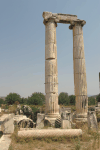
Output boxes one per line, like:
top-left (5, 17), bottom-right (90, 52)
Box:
top-left (0, 0), bottom-right (100, 98)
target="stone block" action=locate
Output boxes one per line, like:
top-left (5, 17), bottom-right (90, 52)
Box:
top-left (0, 113), bottom-right (14, 134)
top-left (45, 82), bottom-right (58, 93)
top-left (73, 35), bottom-right (84, 48)
top-left (45, 59), bottom-right (57, 76)
top-left (45, 75), bottom-right (58, 84)
top-left (36, 113), bottom-right (45, 129)
top-left (45, 22), bottom-right (55, 45)
top-left (61, 120), bottom-right (71, 129)
top-left (45, 43), bottom-right (56, 60)
top-left (88, 111), bottom-right (98, 130)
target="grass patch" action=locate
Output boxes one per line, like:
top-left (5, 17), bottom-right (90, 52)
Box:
top-left (7, 104), bottom-right (100, 150)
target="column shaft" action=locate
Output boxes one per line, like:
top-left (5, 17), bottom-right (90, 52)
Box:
top-left (73, 24), bottom-right (88, 118)
top-left (45, 19), bottom-right (59, 118)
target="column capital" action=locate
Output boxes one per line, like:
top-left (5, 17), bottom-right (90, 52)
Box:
top-left (43, 18), bottom-right (58, 27)
top-left (69, 20), bottom-right (86, 30)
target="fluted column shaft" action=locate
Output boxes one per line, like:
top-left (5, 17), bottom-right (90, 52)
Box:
top-left (73, 23), bottom-right (88, 117)
top-left (45, 18), bottom-right (59, 118)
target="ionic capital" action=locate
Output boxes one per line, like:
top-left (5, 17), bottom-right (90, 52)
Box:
top-left (43, 18), bottom-right (57, 27)
top-left (69, 20), bottom-right (86, 30)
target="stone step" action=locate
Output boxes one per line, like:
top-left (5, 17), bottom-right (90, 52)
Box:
top-left (0, 134), bottom-right (12, 150)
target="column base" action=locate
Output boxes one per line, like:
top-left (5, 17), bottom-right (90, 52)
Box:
top-left (45, 114), bottom-right (60, 127)
top-left (45, 113), bottom-right (60, 118)
top-left (75, 113), bottom-right (88, 123)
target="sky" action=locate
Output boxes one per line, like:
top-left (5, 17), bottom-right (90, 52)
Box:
top-left (0, 0), bottom-right (100, 98)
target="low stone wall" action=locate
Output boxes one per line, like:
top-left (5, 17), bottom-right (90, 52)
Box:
top-left (0, 113), bottom-right (14, 134)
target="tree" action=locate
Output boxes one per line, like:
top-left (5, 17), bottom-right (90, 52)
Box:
top-left (27, 92), bottom-right (45, 105)
top-left (69, 95), bottom-right (76, 105)
top-left (58, 92), bottom-right (69, 105)
top-left (5, 93), bottom-right (21, 105)
top-left (88, 97), bottom-right (95, 105)
top-left (0, 98), bottom-right (4, 107)
top-left (19, 97), bottom-right (28, 104)
top-left (96, 94), bottom-right (100, 104)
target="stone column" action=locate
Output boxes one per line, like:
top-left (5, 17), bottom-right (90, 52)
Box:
top-left (44, 18), bottom-right (60, 121)
top-left (69, 21), bottom-right (88, 121)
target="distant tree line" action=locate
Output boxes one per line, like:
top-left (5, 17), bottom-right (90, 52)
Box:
top-left (0, 92), bottom-right (100, 106)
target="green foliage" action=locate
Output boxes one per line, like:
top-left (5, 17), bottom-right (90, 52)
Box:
top-left (69, 95), bottom-right (76, 105)
top-left (5, 104), bottom-right (9, 109)
top-left (0, 98), bottom-right (4, 107)
top-left (27, 92), bottom-right (45, 105)
top-left (88, 97), bottom-right (95, 105)
top-left (31, 106), bottom-right (40, 122)
top-left (58, 92), bottom-right (69, 105)
top-left (19, 97), bottom-right (28, 104)
top-left (96, 94), bottom-right (100, 103)
top-left (88, 107), bottom-right (95, 111)
top-left (58, 93), bottom-right (76, 106)
top-left (5, 93), bottom-right (21, 105)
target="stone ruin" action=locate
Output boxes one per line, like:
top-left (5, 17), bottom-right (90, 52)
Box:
top-left (15, 104), bottom-right (36, 128)
top-left (43, 11), bottom-right (88, 125)
top-left (87, 111), bottom-right (98, 130)
top-left (0, 12), bottom-right (99, 146)
top-left (0, 11), bottom-right (90, 131)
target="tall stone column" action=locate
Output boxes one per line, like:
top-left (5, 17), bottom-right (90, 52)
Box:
top-left (69, 21), bottom-right (88, 121)
top-left (44, 18), bottom-right (60, 122)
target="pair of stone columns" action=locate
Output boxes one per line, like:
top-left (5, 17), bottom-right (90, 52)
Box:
top-left (43, 12), bottom-right (88, 122)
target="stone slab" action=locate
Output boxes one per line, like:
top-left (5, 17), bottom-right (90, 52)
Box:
top-left (0, 114), bottom-right (14, 134)
top-left (43, 11), bottom-right (78, 24)
top-left (0, 134), bottom-right (12, 150)
top-left (87, 111), bottom-right (98, 129)
top-left (36, 113), bottom-right (45, 129)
